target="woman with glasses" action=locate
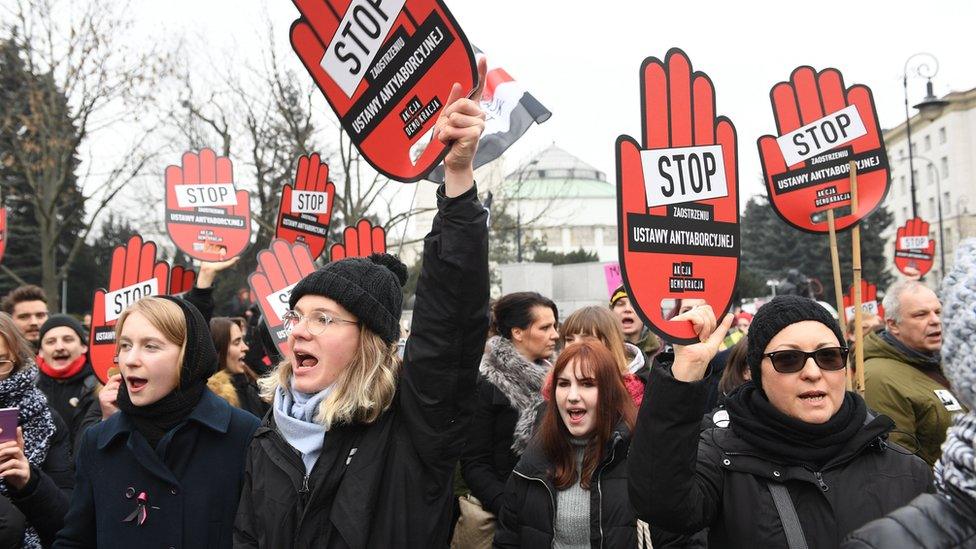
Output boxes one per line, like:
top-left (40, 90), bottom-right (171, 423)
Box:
top-left (234, 60), bottom-right (490, 548)
top-left (628, 295), bottom-right (934, 548)
top-left (0, 312), bottom-right (73, 548)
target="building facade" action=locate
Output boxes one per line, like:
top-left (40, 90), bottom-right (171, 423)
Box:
top-left (882, 86), bottom-right (976, 289)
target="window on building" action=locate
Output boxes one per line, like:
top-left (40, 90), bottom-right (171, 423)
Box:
top-left (939, 127), bottom-right (947, 144)
top-left (928, 197), bottom-right (936, 218)
top-left (941, 157), bottom-right (949, 178)
top-left (946, 227), bottom-right (952, 248)
top-left (544, 228), bottom-right (562, 246)
top-left (927, 165), bottom-right (936, 185)
top-left (604, 226), bottom-right (618, 246)
top-left (900, 176), bottom-right (906, 196)
top-left (943, 192), bottom-right (951, 215)
top-left (571, 226), bottom-right (594, 247)
top-left (902, 206), bottom-right (908, 221)
top-left (924, 135), bottom-right (931, 151)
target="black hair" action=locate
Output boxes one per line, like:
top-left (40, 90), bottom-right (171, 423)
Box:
top-left (491, 292), bottom-right (558, 340)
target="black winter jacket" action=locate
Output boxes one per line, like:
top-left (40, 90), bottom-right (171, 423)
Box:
top-left (229, 373), bottom-right (269, 419)
top-left (460, 378), bottom-right (519, 515)
top-left (629, 363), bottom-right (934, 549)
top-left (7, 410), bottom-right (73, 547)
top-left (494, 427), bottom-right (636, 548)
top-left (233, 184), bottom-right (489, 548)
top-left (841, 488), bottom-right (976, 549)
top-left (37, 362), bottom-right (98, 455)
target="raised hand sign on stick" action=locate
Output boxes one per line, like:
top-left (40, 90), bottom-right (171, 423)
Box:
top-left (842, 279), bottom-right (884, 326)
top-left (288, 0), bottom-right (478, 182)
top-left (330, 219), bottom-right (387, 261)
top-left (894, 217), bottom-right (935, 277)
top-left (169, 264), bottom-right (197, 295)
top-left (165, 149), bottom-right (252, 262)
top-left (757, 66), bottom-right (890, 234)
top-left (275, 153), bottom-right (335, 260)
top-left (88, 236), bottom-right (170, 383)
top-left (616, 48), bottom-right (740, 344)
top-left (248, 239), bottom-right (318, 358)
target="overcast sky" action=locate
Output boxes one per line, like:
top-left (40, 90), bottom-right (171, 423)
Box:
top-left (132, 0), bottom-right (975, 206)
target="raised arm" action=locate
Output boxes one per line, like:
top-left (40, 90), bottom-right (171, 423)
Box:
top-left (399, 57), bottom-right (490, 469)
top-left (628, 307), bottom-right (733, 534)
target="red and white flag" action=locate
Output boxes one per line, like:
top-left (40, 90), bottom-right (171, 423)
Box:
top-left (427, 51), bottom-right (551, 182)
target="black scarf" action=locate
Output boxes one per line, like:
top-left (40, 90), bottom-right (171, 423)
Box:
top-left (116, 296), bottom-right (218, 448)
top-left (725, 382), bottom-right (869, 470)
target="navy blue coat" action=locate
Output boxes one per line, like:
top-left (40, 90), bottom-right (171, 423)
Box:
top-left (54, 389), bottom-right (260, 549)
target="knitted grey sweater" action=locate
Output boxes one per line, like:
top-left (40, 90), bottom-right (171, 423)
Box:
top-left (553, 437), bottom-right (592, 548)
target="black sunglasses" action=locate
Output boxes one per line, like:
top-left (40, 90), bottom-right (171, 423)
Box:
top-left (763, 347), bottom-right (849, 374)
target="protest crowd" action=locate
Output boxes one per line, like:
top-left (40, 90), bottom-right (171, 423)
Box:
top-left (1, 3), bottom-right (975, 549)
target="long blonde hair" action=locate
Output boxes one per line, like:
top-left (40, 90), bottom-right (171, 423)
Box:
top-left (115, 297), bottom-right (188, 374)
top-left (260, 327), bottom-right (400, 429)
top-left (560, 306), bottom-right (630, 375)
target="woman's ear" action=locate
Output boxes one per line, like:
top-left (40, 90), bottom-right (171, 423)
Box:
top-left (511, 327), bottom-right (524, 343)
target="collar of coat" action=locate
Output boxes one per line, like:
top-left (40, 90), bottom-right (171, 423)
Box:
top-left (513, 422), bottom-right (631, 481)
top-left (97, 388), bottom-right (232, 450)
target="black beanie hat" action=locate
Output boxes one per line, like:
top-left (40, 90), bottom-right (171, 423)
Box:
top-left (288, 253), bottom-right (408, 345)
top-left (159, 295), bottom-right (219, 383)
top-left (38, 314), bottom-right (87, 344)
top-left (746, 295), bottom-right (845, 385)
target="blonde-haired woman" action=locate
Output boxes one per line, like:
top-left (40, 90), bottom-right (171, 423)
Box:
top-left (560, 306), bottom-right (648, 405)
top-left (233, 60), bottom-right (490, 548)
top-left (54, 297), bottom-right (260, 548)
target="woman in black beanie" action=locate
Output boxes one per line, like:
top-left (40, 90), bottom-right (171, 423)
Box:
top-left (628, 295), bottom-right (934, 548)
top-left (54, 296), bottom-right (260, 548)
top-left (234, 58), bottom-right (490, 548)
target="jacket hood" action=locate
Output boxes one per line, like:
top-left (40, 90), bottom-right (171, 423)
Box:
top-left (624, 342), bottom-right (645, 374)
top-left (862, 330), bottom-right (934, 369)
top-left (514, 422), bottom-right (631, 480)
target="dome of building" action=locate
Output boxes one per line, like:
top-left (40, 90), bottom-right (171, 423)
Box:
top-left (502, 144), bottom-right (614, 200)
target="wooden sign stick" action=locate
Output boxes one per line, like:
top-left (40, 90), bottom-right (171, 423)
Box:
top-left (849, 160), bottom-right (865, 394)
top-left (826, 209), bottom-right (851, 389)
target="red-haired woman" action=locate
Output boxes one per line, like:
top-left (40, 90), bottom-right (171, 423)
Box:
top-left (494, 340), bottom-right (638, 548)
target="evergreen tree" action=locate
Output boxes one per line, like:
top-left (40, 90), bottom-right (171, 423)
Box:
top-left (739, 195), bottom-right (893, 300)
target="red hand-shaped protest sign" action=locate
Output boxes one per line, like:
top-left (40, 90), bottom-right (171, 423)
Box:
top-left (616, 48), bottom-right (740, 344)
top-left (248, 239), bottom-right (318, 358)
top-left (165, 149), bottom-right (252, 261)
top-left (275, 154), bottom-right (335, 259)
top-left (894, 217), bottom-right (935, 277)
top-left (88, 236), bottom-right (170, 383)
top-left (842, 280), bottom-right (884, 325)
top-left (169, 265), bottom-right (197, 295)
top-left (331, 219), bottom-right (387, 261)
top-left (0, 207), bottom-right (7, 265)
top-left (758, 66), bottom-right (889, 233)
top-left (289, 0), bottom-right (477, 182)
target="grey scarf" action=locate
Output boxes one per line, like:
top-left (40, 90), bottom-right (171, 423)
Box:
top-left (934, 412), bottom-right (976, 503)
top-left (480, 336), bottom-right (549, 455)
top-left (272, 378), bottom-right (332, 474)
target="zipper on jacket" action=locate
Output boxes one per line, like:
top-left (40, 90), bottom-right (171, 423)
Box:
top-left (814, 471), bottom-right (829, 492)
top-left (594, 431), bottom-right (622, 549)
top-left (512, 470), bottom-right (556, 549)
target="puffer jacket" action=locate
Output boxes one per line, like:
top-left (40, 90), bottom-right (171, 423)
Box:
top-left (629, 360), bottom-right (934, 549)
top-left (493, 426), bottom-right (636, 548)
top-left (233, 184), bottom-right (489, 548)
top-left (841, 488), bottom-right (976, 548)
top-left (862, 330), bottom-right (966, 466)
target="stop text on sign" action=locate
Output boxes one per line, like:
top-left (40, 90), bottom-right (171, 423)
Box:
top-left (640, 144), bottom-right (729, 208)
top-left (175, 184), bottom-right (237, 208)
top-left (104, 278), bottom-right (160, 322)
top-left (267, 282), bottom-right (299, 322)
top-left (776, 104), bottom-right (867, 166)
top-left (291, 190), bottom-right (331, 214)
top-left (900, 236), bottom-right (930, 249)
top-left (321, 0), bottom-right (408, 98)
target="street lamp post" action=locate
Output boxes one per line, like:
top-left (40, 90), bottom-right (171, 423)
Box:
top-left (513, 159), bottom-right (538, 263)
top-left (902, 53), bottom-right (948, 219)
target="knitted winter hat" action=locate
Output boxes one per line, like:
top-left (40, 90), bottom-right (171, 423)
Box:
top-left (159, 295), bottom-right (219, 383)
top-left (940, 238), bottom-right (976, 409)
top-left (746, 295), bottom-right (845, 385)
top-left (610, 285), bottom-right (627, 307)
top-left (38, 314), bottom-right (87, 343)
top-left (289, 253), bottom-right (408, 345)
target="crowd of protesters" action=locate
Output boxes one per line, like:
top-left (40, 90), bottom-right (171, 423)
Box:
top-left (0, 69), bottom-right (974, 549)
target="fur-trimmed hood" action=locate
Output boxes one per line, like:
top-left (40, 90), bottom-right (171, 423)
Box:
top-left (479, 335), bottom-right (549, 455)
top-left (208, 370), bottom-right (241, 409)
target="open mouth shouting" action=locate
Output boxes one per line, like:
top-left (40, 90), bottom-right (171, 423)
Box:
top-left (798, 390), bottom-right (828, 406)
top-left (51, 351), bottom-right (73, 367)
top-left (126, 375), bottom-right (149, 394)
top-left (293, 350), bottom-right (319, 372)
top-left (566, 407), bottom-right (588, 425)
